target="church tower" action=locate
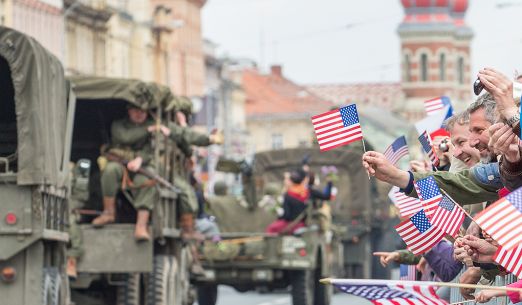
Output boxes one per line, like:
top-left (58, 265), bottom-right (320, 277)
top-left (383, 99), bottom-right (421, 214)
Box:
top-left (398, 0), bottom-right (473, 121)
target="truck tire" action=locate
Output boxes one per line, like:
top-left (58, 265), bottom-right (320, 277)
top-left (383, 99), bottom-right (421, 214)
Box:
top-left (289, 270), bottom-right (313, 305)
top-left (42, 268), bottom-right (63, 305)
top-left (196, 284), bottom-right (218, 305)
top-left (116, 273), bottom-right (142, 305)
top-left (146, 255), bottom-right (181, 305)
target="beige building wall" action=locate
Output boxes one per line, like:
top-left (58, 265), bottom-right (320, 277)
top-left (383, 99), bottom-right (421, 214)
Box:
top-left (247, 119), bottom-right (313, 152)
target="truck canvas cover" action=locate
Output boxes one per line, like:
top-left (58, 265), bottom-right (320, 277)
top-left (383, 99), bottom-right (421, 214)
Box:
top-left (0, 27), bottom-right (68, 186)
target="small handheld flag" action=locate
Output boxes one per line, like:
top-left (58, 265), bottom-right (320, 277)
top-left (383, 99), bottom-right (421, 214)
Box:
top-left (395, 209), bottom-right (446, 255)
top-left (418, 131), bottom-right (440, 167)
top-left (388, 186), bottom-right (422, 218)
top-left (494, 245), bottom-right (522, 278)
top-left (424, 96), bottom-right (452, 117)
top-left (383, 136), bottom-right (409, 165)
top-left (311, 104), bottom-right (363, 152)
top-left (430, 196), bottom-right (465, 237)
top-left (414, 176), bottom-right (443, 219)
top-left (474, 187), bottom-right (522, 251)
top-left (399, 264), bottom-right (417, 281)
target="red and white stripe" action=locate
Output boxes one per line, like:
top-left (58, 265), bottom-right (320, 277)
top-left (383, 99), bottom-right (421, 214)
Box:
top-left (424, 97), bottom-right (445, 116)
top-left (395, 219), bottom-right (446, 255)
top-left (474, 199), bottom-right (522, 251)
top-left (414, 183), bottom-right (441, 219)
top-left (395, 284), bottom-right (447, 305)
top-left (494, 245), bottom-right (522, 278)
top-left (393, 192), bottom-right (423, 217)
top-left (384, 145), bottom-right (409, 165)
top-left (430, 204), bottom-right (465, 238)
top-left (312, 110), bottom-right (363, 151)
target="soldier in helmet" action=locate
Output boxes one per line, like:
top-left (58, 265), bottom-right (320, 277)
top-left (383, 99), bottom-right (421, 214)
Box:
top-left (93, 103), bottom-right (158, 241)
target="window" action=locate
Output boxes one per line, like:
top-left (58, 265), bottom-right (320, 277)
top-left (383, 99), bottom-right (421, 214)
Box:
top-left (439, 53), bottom-right (446, 81)
top-left (404, 54), bottom-right (411, 82)
top-left (420, 53), bottom-right (428, 82)
top-left (271, 134), bottom-right (283, 150)
top-left (457, 57), bottom-right (464, 84)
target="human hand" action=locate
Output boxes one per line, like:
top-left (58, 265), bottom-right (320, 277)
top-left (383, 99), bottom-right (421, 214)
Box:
top-left (453, 237), bottom-right (472, 263)
top-left (147, 124), bottom-right (171, 137)
top-left (478, 68), bottom-right (518, 120)
top-left (127, 156), bottom-right (143, 172)
top-left (488, 123), bottom-right (521, 162)
top-left (372, 251), bottom-right (400, 268)
top-left (176, 111), bottom-right (188, 127)
top-left (362, 151), bottom-right (410, 188)
top-left (209, 130), bottom-right (224, 145)
top-left (459, 267), bottom-right (481, 300)
top-left (462, 235), bottom-right (498, 263)
top-left (475, 289), bottom-right (504, 303)
top-left (409, 160), bottom-right (431, 173)
top-left (465, 222), bottom-right (481, 238)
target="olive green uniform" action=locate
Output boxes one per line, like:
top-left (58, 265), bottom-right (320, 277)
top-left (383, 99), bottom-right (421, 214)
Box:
top-left (101, 117), bottom-right (157, 210)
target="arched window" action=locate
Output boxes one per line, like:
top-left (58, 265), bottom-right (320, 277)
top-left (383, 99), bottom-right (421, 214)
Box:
top-left (439, 53), bottom-right (446, 81)
top-left (404, 54), bottom-right (411, 82)
top-left (420, 53), bottom-right (428, 82)
top-left (457, 57), bottom-right (464, 84)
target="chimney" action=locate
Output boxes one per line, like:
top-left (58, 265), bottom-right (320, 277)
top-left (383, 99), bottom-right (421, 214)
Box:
top-left (270, 65), bottom-right (282, 77)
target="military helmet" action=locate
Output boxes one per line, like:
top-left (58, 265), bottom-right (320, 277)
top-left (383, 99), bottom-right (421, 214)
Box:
top-left (213, 181), bottom-right (228, 196)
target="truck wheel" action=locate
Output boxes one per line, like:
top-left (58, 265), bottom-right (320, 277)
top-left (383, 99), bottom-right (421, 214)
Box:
top-left (313, 266), bottom-right (332, 305)
top-left (196, 284), bottom-right (218, 305)
top-left (42, 268), bottom-right (63, 305)
top-left (116, 273), bottom-right (142, 305)
top-left (146, 255), bottom-right (179, 305)
top-left (289, 270), bottom-right (313, 305)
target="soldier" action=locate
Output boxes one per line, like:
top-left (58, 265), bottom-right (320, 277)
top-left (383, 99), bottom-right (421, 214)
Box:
top-left (93, 103), bottom-right (158, 241)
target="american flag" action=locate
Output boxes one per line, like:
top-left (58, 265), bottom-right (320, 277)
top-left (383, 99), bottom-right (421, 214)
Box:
top-left (383, 136), bottom-right (409, 165)
top-left (414, 176), bottom-right (443, 219)
top-left (389, 186), bottom-right (422, 218)
top-left (311, 104), bottom-right (363, 152)
top-left (494, 245), bottom-right (522, 278)
top-left (424, 96), bottom-right (451, 116)
top-left (395, 209), bottom-right (446, 255)
top-left (330, 279), bottom-right (447, 305)
top-left (474, 187), bottom-right (522, 251)
top-left (418, 131), bottom-right (440, 167)
top-left (430, 196), bottom-right (465, 237)
top-left (399, 264), bottom-right (417, 281)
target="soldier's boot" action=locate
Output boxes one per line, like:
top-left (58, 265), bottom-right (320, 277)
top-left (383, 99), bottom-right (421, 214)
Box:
top-left (134, 209), bottom-right (151, 242)
top-left (66, 257), bottom-right (78, 279)
top-left (92, 197), bottom-right (116, 227)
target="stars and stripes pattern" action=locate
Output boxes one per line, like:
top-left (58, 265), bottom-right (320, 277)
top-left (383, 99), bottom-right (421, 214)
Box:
top-left (414, 176), bottom-right (443, 219)
top-left (383, 136), bottom-right (409, 165)
top-left (400, 264), bottom-right (417, 281)
top-left (474, 187), bottom-right (522, 251)
top-left (418, 130), bottom-right (440, 167)
top-left (493, 245), bottom-right (522, 279)
top-left (330, 279), bottom-right (447, 305)
top-left (311, 104), bottom-right (363, 152)
top-left (424, 96), bottom-right (451, 116)
top-left (430, 196), bottom-right (465, 237)
top-left (395, 210), bottom-right (446, 255)
top-left (389, 186), bottom-right (422, 218)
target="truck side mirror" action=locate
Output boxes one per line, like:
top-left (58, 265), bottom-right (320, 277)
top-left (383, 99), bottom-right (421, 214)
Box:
top-left (72, 159), bottom-right (91, 201)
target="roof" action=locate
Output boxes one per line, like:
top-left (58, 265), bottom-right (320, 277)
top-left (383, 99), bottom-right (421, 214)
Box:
top-left (242, 68), bottom-right (334, 120)
top-left (305, 82), bottom-right (403, 110)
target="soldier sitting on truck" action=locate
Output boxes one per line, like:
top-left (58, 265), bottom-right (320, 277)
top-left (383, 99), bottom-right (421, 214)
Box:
top-left (93, 103), bottom-right (158, 241)
top-left (265, 168), bottom-right (333, 235)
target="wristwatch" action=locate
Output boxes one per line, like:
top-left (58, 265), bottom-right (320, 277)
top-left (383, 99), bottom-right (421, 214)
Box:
top-left (506, 112), bottom-right (520, 127)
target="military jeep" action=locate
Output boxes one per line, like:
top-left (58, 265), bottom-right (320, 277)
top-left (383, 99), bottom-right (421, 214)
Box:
top-left (194, 148), bottom-right (357, 305)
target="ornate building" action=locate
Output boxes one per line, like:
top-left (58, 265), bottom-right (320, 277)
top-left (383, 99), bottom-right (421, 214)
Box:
top-left (397, 0), bottom-right (473, 120)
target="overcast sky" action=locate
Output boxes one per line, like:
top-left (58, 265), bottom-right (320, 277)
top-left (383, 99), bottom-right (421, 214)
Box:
top-left (202, 0), bottom-right (522, 85)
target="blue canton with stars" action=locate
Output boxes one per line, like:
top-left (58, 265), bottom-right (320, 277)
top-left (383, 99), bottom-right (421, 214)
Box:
top-left (418, 133), bottom-right (432, 154)
top-left (339, 104), bottom-right (360, 127)
top-left (439, 196), bottom-right (454, 211)
top-left (334, 284), bottom-right (416, 301)
top-left (391, 136), bottom-right (407, 151)
top-left (415, 176), bottom-right (441, 200)
top-left (506, 187), bottom-right (522, 213)
top-left (410, 210), bottom-right (432, 234)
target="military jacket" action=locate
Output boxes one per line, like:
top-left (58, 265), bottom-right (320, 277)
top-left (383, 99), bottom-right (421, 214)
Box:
top-left (110, 118), bottom-right (154, 165)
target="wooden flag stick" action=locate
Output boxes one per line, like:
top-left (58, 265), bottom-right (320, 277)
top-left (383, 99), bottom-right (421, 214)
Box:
top-left (319, 278), bottom-right (522, 293)
top-left (449, 300), bottom-right (477, 305)
top-left (362, 139), bottom-right (371, 180)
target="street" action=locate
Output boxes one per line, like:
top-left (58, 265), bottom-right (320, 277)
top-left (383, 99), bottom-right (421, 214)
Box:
top-left (208, 286), bottom-right (372, 305)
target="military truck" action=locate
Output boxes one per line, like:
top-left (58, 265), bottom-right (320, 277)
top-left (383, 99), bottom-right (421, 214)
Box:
top-left (194, 148), bottom-right (361, 305)
top-left (0, 27), bottom-right (74, 304)
top-left (66, 76), bottom-right (193, 305)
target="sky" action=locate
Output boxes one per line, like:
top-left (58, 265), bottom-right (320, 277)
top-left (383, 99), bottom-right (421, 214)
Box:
top-left (202, 0), bottom-right (522, 85)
